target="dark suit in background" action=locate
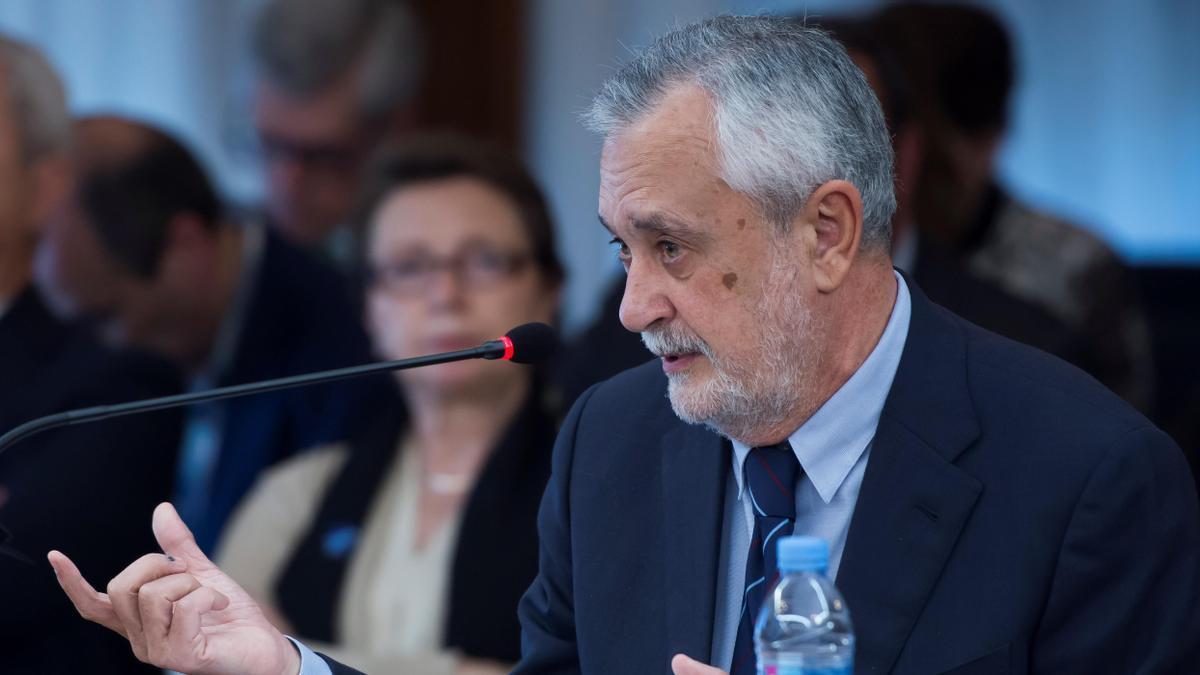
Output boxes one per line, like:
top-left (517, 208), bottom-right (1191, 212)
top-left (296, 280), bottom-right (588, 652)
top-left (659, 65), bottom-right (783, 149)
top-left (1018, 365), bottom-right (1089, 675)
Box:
top-left (553, 276), bottom-right (653, 408)
top-left (906, 237), bottom-right (1078, 360)
top-left (0, 288), bottom-right (184, 674)
top-left (191, 229), bottom-right (399, 553)
top-left (515, 281), bottom-right (1200, 674)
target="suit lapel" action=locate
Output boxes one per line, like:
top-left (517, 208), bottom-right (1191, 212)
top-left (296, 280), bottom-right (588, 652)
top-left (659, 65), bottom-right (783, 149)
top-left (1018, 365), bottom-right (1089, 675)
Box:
top-left (837, 277), bottom-right (984, 675)
top-left (661, 420), bottom-right (729, 664)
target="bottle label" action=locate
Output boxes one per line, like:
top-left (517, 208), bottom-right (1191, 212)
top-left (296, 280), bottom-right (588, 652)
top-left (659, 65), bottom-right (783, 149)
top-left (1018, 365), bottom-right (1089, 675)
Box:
top-left (760, 664), bottom-right (852, 675)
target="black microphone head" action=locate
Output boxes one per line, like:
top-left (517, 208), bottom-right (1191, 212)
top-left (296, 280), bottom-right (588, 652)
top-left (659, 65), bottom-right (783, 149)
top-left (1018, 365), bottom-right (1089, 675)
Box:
top-left (503, 322), bottom-right (558, 364)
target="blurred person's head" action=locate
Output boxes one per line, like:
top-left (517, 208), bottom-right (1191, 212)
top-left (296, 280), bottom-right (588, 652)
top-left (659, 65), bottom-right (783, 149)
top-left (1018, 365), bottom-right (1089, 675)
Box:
top-left (869, 3), bottom-right (1015, 243)
top-left (586, 16), bottom-right (896, 444)
top-left (357, 136), bottom-right (562, 404)
top-left (0, 35), bottom-right (71, 300)
top-left (251, 0), bottom-right (422, 246)
top-left (35, 116), bottom-right (236, 369)
top-left (819, 17), bottom-right (925, 245)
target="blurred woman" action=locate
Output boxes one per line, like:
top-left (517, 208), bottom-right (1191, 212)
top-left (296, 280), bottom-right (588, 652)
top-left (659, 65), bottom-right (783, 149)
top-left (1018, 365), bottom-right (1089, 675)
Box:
top-left (217, 136), bottom-right (564, 674)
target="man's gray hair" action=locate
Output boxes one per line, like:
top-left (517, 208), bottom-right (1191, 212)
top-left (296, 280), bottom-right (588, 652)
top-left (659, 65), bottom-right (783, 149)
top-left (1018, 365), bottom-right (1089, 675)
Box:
top-left (587, 16), bottom-right (895, 250)
top-left (252, 0), bottom-right (422, 120)
top-left (0, 35), bottom-right (69, 162)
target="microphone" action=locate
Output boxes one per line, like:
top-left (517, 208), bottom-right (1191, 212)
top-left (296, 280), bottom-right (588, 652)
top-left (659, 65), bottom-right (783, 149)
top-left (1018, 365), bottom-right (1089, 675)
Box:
top-left (0, 322), bottom-right (558, 455)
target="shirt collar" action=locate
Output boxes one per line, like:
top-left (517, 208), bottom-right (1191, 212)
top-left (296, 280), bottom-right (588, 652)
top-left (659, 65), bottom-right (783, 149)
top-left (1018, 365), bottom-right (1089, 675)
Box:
top-left (732, 271), bottom-right (911, 504)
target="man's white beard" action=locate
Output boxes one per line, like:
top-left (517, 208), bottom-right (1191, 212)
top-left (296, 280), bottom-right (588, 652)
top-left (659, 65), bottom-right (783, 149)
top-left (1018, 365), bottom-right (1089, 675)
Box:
top-left (641, 262), bottom-right (820, 443)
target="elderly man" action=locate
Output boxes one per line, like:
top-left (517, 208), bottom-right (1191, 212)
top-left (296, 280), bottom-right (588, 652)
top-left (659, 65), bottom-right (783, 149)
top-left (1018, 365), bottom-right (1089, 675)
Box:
top-left (50, 16), bottom-right (1199, 675)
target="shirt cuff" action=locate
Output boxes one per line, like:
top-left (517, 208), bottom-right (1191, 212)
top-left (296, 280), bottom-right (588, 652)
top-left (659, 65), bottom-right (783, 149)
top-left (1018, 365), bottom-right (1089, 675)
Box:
top-left (286, 636), bottom-right (334, 675)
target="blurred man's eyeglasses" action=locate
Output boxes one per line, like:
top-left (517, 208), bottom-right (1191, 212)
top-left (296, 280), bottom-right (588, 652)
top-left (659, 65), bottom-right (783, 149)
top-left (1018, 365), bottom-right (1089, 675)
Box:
top-left (254, 132), bottom-right (366, 174)
top-left (368, 246), bottom-right (533, 297)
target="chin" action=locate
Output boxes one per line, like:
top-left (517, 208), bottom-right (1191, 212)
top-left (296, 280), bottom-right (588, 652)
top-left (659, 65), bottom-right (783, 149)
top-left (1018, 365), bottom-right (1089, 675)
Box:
top-left (403, 361), bottom-right (504, 398)
top-left (665, 375), bottom-right (717, 426)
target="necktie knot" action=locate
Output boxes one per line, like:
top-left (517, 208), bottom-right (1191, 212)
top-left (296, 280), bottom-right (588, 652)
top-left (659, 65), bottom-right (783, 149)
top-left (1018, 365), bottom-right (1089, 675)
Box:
top-left (744, 441), bottom-right (801, 520)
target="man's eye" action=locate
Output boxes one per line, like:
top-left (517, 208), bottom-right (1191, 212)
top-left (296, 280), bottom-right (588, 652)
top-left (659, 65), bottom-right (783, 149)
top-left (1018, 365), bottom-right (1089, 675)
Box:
top-left (609, 237), bottom-right (631, 261)
top-left (658, 240), bottom-right (683, 262)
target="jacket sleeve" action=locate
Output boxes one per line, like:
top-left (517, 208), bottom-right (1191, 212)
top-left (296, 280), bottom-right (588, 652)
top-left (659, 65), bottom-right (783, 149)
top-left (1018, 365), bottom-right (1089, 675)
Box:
top-left (1033, 424), bottom-right (1200, 671)
top-left (511, 385), bottom-right (599, 675)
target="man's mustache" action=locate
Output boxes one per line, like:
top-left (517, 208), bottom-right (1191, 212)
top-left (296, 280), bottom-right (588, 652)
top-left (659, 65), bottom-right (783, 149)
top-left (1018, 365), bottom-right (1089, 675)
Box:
top-left (640, 324), bottom-right (714, 360)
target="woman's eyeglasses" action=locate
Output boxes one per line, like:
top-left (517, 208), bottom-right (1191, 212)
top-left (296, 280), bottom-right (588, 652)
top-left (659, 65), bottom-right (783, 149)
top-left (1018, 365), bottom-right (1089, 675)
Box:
top-left (367, 246), bottom-right (533, 296)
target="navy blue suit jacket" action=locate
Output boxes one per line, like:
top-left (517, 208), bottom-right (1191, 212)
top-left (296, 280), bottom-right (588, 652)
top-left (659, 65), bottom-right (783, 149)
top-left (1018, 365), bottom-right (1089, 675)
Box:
top-left (513, 281), bottom-right (1200, 674)
top-left (195, 231), bottom-right (398, 552)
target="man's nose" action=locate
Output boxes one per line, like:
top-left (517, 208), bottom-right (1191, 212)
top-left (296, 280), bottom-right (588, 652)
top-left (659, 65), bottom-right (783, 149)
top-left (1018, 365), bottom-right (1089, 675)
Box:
top-left (618, 263), bottom-right (674, 333)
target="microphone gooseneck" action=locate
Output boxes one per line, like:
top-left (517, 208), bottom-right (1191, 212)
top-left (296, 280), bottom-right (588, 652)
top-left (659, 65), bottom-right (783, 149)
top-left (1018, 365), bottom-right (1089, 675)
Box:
top-left (0, 322), bottom-right (557, 455)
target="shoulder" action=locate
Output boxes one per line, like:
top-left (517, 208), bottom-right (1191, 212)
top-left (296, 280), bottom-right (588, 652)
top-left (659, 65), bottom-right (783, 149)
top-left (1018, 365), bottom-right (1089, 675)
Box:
top-left (218, 444), bottom-right (350, 558)
top-left (994, 197), bottom-right (1119, 271)
top-left (253, 444), bottom-right (351, 501)
top-left (967, 321), bottom-right (1142, 427)
top-left (956, 318), bottom-right (1181, 477)
top-left (227, 444), bottom-right (351, 538)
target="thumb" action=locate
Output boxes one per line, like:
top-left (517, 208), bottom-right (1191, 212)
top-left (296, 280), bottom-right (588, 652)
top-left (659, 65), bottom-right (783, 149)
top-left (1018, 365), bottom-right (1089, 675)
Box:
top-left (671, 654), bottom-right (727, 675)
top-left (151, 503), bottom-right (211, 569)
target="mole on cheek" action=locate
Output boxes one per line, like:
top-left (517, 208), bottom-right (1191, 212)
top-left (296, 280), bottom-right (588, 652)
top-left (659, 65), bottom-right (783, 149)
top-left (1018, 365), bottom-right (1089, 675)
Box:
top-left (722, 272), bottom-right (738, 290)
top-left (737, 218), bottom-right (746, 230)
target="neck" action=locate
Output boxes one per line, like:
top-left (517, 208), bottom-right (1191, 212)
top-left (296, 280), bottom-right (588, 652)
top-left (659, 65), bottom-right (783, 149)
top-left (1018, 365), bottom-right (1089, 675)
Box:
top-left (406, 372), bottom-right (532, 475)
top-left (186, 225), bottom-right (245, 374)
top-left (736, 258), bottom-right (897, 447)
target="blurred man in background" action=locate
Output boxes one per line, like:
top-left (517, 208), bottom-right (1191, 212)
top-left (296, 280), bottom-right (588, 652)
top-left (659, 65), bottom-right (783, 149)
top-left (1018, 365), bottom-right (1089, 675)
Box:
top-left (818, 17), bottom-right (1080, 362)
top-left (867, 3), bottom-right (1155, 410)
top-left (0, 36), bottom-right (183, 674)
top-left (249, 0), bottom-right (423, 268)
top-left (35, 116), bottom-right (396, 553)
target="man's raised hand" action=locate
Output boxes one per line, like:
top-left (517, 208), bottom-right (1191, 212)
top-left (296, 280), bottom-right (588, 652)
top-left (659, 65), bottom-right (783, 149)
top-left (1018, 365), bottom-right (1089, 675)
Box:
top-left (48, 502), bottom-right (300, 675)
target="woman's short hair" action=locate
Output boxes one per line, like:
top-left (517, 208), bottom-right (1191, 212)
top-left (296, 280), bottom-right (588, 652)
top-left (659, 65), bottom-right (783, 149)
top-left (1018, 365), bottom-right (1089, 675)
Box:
top-left (356, 134), bottom-right (565, 289)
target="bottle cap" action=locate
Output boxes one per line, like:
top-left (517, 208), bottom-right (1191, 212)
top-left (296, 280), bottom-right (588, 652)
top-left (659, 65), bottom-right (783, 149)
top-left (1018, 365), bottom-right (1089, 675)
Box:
top-left (777, 535), bottom-right (829, 574)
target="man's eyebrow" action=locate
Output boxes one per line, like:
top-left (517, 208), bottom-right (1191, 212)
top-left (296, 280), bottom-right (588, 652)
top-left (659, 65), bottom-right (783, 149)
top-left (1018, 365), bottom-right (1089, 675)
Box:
top-left (598, 213), bottom-right (711, 242)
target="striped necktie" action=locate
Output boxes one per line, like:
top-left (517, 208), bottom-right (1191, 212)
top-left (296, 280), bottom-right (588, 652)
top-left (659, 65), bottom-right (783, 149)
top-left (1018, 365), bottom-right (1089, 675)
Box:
top-left (730, 441), bottom-right (802, 675)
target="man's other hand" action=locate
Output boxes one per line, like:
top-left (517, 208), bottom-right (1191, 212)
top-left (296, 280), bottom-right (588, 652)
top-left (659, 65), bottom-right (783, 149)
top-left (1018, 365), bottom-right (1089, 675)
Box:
top-left (48, 502), bottom-right (300, 675)
top-left (671, 654), bottom-right (728, 674)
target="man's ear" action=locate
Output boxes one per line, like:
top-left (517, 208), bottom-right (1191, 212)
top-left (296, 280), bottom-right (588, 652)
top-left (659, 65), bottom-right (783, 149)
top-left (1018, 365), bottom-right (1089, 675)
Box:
top-left (799, 179), bottom-right (864, 293)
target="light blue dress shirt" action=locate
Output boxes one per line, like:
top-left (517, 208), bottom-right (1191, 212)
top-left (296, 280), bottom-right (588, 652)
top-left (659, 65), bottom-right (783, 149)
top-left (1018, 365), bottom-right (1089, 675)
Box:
top-left (710, 272), bottom-right (911, 670)
top-left (291, 272), bottom-right (911, 675)
top-left (291, 635), bottom-right (331, 675)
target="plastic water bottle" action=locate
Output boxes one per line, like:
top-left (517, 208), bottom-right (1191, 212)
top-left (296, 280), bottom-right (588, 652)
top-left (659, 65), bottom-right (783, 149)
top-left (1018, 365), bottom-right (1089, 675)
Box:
top-left (753, 536), bottom-right (855, 675)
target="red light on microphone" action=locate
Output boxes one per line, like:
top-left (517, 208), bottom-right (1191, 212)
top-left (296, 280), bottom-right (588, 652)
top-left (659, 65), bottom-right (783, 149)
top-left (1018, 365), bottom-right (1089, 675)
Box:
top-left (499, 335), bottom-right (515, 361)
